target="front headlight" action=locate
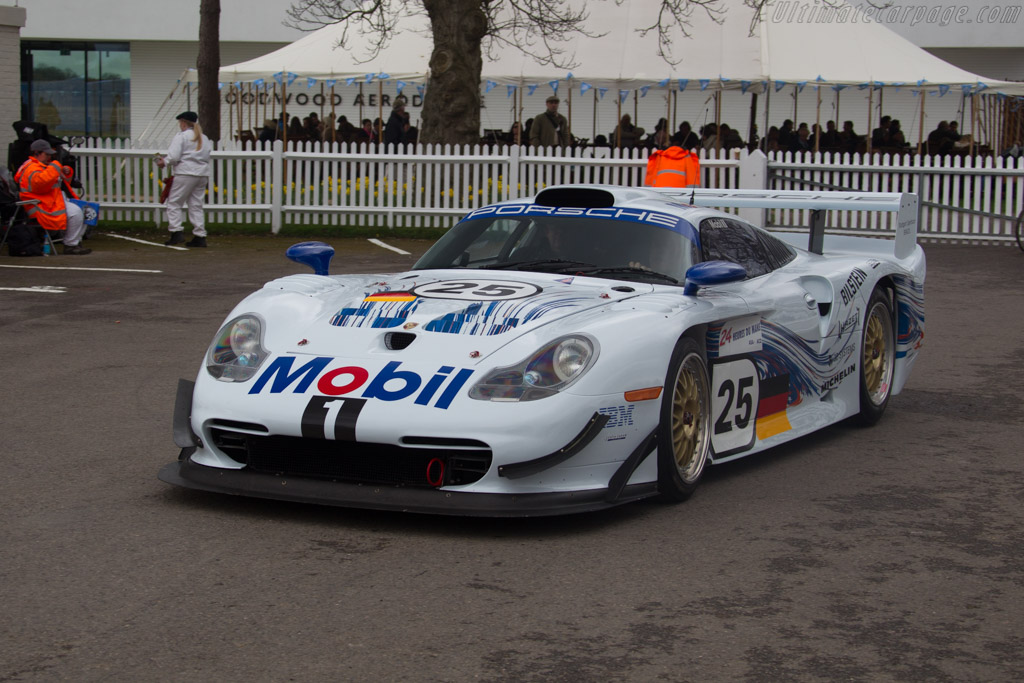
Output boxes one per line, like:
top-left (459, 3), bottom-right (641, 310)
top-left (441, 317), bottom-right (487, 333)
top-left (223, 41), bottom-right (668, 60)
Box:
top-left (206, 315), bottom-right (269, 382)
top-left (470, 335), bottom-right (597, 402)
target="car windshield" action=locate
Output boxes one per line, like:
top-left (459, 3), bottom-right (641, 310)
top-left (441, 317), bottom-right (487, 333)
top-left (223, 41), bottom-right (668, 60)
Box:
top-left (413, 206), bottom-right (700, 284)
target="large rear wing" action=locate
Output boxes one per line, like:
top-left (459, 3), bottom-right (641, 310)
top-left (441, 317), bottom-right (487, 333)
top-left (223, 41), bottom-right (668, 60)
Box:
top-left (649, 188), bottom-right (919, 260)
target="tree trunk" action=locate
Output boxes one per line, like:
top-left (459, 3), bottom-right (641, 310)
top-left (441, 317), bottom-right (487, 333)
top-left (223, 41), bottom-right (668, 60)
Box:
top-left (420, 0), bottom-right (486, 146)
top-left (197, 0), bottom-right (221, 141)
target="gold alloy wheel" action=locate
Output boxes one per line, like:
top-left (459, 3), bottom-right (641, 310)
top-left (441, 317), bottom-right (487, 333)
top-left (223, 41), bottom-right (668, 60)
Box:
top-left (863, 301), bottom-right (894, 406)
top-left (671, 353), bottom-right (709, 483)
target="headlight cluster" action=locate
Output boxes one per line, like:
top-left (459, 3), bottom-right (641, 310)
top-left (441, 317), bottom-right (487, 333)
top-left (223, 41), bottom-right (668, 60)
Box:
top-left (206, 315), bottom-right (269, 382)
top-left (470, 335), bottom-right (597, 402)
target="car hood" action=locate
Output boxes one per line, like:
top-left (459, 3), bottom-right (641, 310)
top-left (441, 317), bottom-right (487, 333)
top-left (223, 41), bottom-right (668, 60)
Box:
top-left (256, 269), bottom-right (656, 359)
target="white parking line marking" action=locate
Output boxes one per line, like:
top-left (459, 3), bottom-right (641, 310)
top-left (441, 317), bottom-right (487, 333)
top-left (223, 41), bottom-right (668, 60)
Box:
top-left (0, 286), bottom-right (67, 294)
top-left (368, 238), bottom-right (411, 255)
top-left (0, 264), bottom-right (162, 273)
top-left (104, 233), bottom-right (188, 251)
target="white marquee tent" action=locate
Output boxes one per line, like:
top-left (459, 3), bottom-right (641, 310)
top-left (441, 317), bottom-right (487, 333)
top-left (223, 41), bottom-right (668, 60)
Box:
top-left (192, 0), bottom-right (1024, 95)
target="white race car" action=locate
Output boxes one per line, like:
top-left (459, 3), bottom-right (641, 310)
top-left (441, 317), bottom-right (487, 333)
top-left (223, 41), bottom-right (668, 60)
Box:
top-left (160, 185), bottom-right (925, 516)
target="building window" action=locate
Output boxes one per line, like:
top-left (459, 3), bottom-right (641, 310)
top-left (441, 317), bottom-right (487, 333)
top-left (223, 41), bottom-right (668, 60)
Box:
top-left (21, 41), bottom-right (130, 139)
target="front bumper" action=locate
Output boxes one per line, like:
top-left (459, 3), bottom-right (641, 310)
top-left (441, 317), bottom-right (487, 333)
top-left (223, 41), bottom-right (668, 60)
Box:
top-left (158, 457), bottom-right (659, 517)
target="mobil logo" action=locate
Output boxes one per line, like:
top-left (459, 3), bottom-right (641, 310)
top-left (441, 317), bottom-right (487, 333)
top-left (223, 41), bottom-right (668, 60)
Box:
top-left (248, 356), bottom-right (474, 409)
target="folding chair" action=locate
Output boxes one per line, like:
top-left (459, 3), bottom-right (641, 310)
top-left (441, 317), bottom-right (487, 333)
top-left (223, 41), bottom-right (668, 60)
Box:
top-left (0, 168), bottom-right (59, 256)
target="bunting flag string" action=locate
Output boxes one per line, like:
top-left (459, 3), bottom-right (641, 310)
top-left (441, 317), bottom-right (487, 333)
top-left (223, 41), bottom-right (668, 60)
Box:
top-left (565, 72), bottom-right (574, 81)
top-left (639, 85), bottom-right (650, 98)
top-left (324, 79), bottom-right (336, 88)
top-left (618, 89), bottom-right (629, 103)
top-left (938, 84), bottom-right (951, 96)
top-left (580, 82), bottom-right (593, 96)
top-left (484, 80), bottom-right (497, 94)
top-left (396, 80), bottom-right (407, 94)
top-left (528, 84), bottom-right (539, 96)
top-left (678, 79), bottom-right (688, 91)
top-left (598, 87), bottom-right (608, 100)
top-left (658, 78), bottom-right (669, 87)
top-left (796, 81), bottom-right (807, 93)
top-left (345, 77), bottom-right (356, 86)
top-left (307, 77), bottom-right (316, 88)
top-left (548, 79), bottom-right (559, 93)
top-left (774, 80), bottom-right (787, 92)
top-left (217, 82), bottom-right (224, 91)
top-left (416, 84), bottom-right (425, 96)
top-left (699, 79), bottom-right (710, 91)
top-left (832, 84), bottom-right (849, 92)
top-left (253, 78), bottom-right (265, 88)
top-left (507, 84), bottom-right (517, 98)
top-left (741, 80), bottom-right (751, 94)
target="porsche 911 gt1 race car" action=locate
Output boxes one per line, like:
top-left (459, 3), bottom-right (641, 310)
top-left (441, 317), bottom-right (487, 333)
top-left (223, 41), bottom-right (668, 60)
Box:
top-left (159, 185), bottom-right (925, 516)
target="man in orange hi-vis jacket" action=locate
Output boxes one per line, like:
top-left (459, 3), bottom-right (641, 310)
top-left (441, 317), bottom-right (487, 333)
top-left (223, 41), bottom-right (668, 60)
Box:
top-left (644, 145), bottom-right (701, 188)
top-left (15, 139), bottom-right (90, 254)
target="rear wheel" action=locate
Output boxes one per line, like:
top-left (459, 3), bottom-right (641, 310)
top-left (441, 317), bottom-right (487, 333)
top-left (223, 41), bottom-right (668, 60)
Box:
top-left (658, 337), bottom-right (712, 501)
top-left (858, 288), bottom-right (895, 426)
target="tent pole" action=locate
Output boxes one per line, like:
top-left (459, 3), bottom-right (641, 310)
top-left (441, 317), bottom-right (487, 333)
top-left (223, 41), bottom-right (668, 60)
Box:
top-left (567, 79), bottom-right (573, 144)
top-left (518, 83), bottom-right (524, 143)
top-left (616, 95), bottom-right (622, 150)
top-left (228, 85), bottom-right (234, 143)
top-left (248, 83), bottom-right (254, 137)
top-left (330, 84), bottom-right (337, 144)
top-left (748, 92), bottom-right (758, 152)
top-left (320, 82), bottom-right (325, 124)
top-left (237, 83), bottom-right (244, 142)
top-left (835, 89), bottom-right (840, 131)
top-left (815, 85), bottom-right (821, 153)
top-left (282, 80), bottom-right (288, 146)
top-left (866, 86), bottom-right (873, 156)
top-left (715, 90), bottom-right (722, 153)
top-left (672, 89), bottom-right (678, 134)
top-left (917, 90), bottom-right (925, 155)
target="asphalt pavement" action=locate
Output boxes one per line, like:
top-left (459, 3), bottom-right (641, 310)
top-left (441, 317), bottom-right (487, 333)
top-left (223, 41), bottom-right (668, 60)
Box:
top-left (1, 232), bottom-right (1022, 682)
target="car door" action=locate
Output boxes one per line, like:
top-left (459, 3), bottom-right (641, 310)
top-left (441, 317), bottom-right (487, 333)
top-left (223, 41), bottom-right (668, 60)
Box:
top-left (699, 217), bottom-right (826, 459)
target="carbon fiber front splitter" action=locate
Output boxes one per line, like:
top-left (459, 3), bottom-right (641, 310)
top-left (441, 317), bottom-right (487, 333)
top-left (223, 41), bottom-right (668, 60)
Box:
top-left (158, 458), bottom-right (660, 518)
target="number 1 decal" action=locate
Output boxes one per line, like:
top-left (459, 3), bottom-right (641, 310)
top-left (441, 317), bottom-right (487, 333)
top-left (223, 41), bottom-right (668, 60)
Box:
top-left (302, 396), bottom-right (366, 441)
top-left (711, 358), bottom-right (759, 456)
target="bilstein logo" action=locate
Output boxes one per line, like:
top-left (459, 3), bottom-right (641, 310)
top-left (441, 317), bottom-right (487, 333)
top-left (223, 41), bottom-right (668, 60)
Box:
top-left (249, 356), bottom-right (473, 410)
top-left (840, 268), bottom-right (868, 305)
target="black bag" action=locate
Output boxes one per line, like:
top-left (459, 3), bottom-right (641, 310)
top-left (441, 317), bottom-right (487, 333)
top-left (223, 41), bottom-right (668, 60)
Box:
top-left (4, 220), bottom-right (45, 256)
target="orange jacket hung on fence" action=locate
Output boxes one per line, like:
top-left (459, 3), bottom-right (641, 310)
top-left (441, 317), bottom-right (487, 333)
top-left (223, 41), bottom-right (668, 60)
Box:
top-left (644, 146), bottom-right (701, 188)
top-left (14, 156), bottom-right (77, 232)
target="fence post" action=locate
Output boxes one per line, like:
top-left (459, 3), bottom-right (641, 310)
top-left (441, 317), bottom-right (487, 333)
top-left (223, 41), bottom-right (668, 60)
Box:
top-left (271, 140), bottom-right (283, 234)
top-left (738, 149), bottom-right (768, 226)
top-left (507, 144), bottom-right (521, 201)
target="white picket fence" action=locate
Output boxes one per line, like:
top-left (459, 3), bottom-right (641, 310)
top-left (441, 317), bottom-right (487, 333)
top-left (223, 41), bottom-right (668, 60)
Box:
top-left (73, 139), bottom-right (1024, 243)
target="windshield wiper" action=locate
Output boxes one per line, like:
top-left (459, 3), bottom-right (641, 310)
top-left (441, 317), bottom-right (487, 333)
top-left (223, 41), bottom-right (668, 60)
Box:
top-left (486, 259), bottom-right (597, 272)
top-left (573, 266), bottom-right (680, 285)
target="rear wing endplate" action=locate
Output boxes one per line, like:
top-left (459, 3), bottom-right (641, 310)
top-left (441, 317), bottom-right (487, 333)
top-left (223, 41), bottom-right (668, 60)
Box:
top-left (650, 188), bottom-right (919, 259)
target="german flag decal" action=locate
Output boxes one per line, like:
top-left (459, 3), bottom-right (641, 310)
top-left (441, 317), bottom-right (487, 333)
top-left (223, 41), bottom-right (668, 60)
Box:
top-left (364, 291), bottom-right (417, 302)
top-left (756, 374), bottom-right (792, 440)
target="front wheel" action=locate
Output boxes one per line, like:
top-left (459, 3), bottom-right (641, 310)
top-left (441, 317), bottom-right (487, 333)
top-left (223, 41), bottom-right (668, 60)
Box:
top-left (657, 337), bottom-right (712, 501)
top-left (858, 287), bottom-right (896, 426)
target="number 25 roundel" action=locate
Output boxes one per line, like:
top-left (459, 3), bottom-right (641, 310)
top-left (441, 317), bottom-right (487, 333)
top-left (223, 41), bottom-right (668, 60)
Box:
top-left (711, 358), bottom-right (759, 457)
top-left (412, 280), bottom-right (541, 301)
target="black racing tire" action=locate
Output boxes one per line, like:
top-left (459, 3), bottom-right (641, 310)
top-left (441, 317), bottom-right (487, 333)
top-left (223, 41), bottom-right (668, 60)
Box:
top-left (657, 336), bottom-right (712, 501)
top-left (857, 287), bottom-right (896, 426)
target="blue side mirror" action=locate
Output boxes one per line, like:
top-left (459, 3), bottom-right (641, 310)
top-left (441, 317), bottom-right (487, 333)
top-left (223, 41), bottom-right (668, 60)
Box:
top-left (683, 260), bottom-right (747, 295)
top-left (286, 241), bottom-right (335, 276)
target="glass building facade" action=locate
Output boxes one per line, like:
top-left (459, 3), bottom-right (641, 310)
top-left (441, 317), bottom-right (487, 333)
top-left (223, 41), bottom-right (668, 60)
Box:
top-left (20, 41), bottom-right (130, 139)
